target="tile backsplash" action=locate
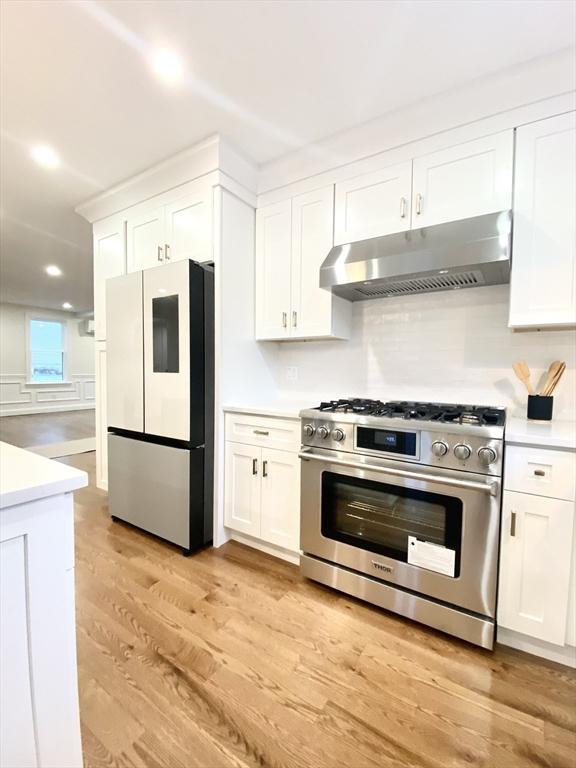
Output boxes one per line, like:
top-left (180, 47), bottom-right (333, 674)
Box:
top-left (269, 285), bottom-right (576, 418)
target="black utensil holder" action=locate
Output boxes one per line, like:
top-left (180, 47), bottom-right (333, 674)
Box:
top-left (527, 395), bottom-right (553, 421)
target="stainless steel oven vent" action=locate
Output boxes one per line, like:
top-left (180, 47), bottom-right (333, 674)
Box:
top-left (320, 210), bottom-right (511, 301)
top-left (354, 270), bottom-right (484, 298)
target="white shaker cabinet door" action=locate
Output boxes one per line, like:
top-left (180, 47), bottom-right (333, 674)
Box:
top-left (126, 204), bottom-right (165, 272)
top-left (498, 491), bottom-right (575, 645)
top-left (255, 200), bottom-right (292, 340)
top-left (224, 442), bottom-right (262, 537)
top-left (509, 112), bottom-right (576, 328)
top-left (93, 215), bottom-right (126, 341)
top-left (411, 131), bottom-right (513, 228)
top-left (290, 185), bottom-right (335, 339)
top-left (334, 161), bottom-right (412, 245)
top-left (164, 178), bottom-right (213, 264)
top-left (260, 448), bottom-right (300, 552)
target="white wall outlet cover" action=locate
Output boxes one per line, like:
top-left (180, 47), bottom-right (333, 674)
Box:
top-left (286, 366), bottom-right (299, 382)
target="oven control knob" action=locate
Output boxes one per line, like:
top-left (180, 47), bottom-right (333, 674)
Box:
top-left (332, 428), bottom-right (346, 442)
top-left (431, 441), bottom-right (449, 457)
top-left (478, 446), bottom-right (497, 466)
top-left (303, 424), bottom-right (315, 437)
top-left (454, 444), bottom-right (472, 461)
top-left (317, 425), bottom-right (330, 439)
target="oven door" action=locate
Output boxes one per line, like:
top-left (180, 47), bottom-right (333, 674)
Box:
top-left (300, 447), bottom-right (500, 618)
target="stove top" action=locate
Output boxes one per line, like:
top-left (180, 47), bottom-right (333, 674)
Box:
top-left (315, 399), bottom-right (506, 427)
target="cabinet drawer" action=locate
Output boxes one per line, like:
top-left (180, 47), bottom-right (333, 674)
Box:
top-left (504, 445), bottom-right (576, 501)
top-left (225, 413), bottom-right (300, 452)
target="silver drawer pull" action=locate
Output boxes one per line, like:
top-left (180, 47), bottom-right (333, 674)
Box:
top-left (157, 245), bottom-right (164, 262)
top-left (282, 312), bottom-right (287, 328)
top-left (533, 469), bottom-right (546, 477)
top-left (254, 429), bottom-right (269, 436)
top-left (263, 460), bottom-right (268, 478)
top-left (252, 458), bottom-right (258, 475)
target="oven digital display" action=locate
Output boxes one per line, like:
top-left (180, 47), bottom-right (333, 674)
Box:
top-left (374, 431), bottom-right (397, 447)
top-left (356, 427), bottom-right (417, 457)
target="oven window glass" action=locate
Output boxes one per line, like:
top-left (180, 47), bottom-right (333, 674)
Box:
top-left (321, 472), bottom-right (462, 576)
top-left (152, 295), bottom-right (179, 373)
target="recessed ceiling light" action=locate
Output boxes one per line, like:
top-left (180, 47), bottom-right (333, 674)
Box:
top-left (31, 144), bottom-right (60, 169)
top-left (62, 302), bottom-right (73, 310)
top-left (45, 264), bottom-right (62, 277)
top-left (151, 48), bottom-right (184, 85)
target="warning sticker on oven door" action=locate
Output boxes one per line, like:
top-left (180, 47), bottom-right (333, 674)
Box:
top-left (407, 536), bottom-right (456, 577)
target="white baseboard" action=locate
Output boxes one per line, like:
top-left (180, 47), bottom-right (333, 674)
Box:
top-left (227, 530), bottom-right (300, 565)
top-left (0, 403), bottom-right (95, 417)
top-left (497, 627), bottom-right (576, 668)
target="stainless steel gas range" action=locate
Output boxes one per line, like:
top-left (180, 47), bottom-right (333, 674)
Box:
top-left (298, 399), bottom-right (505, 649)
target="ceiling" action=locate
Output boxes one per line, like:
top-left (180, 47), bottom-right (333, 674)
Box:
top-left (1, 0), bottom-right (575, 313)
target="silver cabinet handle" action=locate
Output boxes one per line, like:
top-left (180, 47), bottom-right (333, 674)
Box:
top-left (282, 312), bottom-right (287, 328)
top-left (292, 311), bottom-right (297, 328)
top-left (157, 245), bottom-right (164, 262)
top-left (263, 460), bottom-right (268, 478)
top-left (415, 193), bottom-right (423, 215)
top-left (298, 449), bottom-right (499, 496)
top-left (533, 469), bottom-right (546, 477)
top-left (510, 511), bottom-right (517, 537)
top-left (400, 197), bottom-right (407, 218)
top-left (252, 458), bottom-right (258, 475)
top-left (253, 430), bottom-right (269, 436)
top-left (165, 243), bottom-right (171, 261)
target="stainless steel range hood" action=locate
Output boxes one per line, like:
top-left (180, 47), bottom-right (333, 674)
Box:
top-left (320, 210), bottom-right (512, 301)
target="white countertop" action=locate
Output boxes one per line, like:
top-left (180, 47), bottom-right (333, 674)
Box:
top-left (0, 441), bottom-right (88, 509)
top-left (505, 418), bottom-right (576, 451)
top-left (223, 400), bottom-right (315, 419)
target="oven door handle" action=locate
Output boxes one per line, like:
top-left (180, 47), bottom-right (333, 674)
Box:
top-left (298, 450), bottom-right (499, 496)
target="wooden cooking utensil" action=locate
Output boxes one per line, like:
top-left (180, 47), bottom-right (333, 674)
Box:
top-left (539, 360), bottom-right (563, 395)
top-left (543, 361), bottom-right (566, 396)
top-left (513, 360), bottom-right (535, 395)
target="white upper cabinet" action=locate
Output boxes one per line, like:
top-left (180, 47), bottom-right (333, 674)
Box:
top-left (93, 215), bottom-right (126, 341)
top-left (164, 179), bottom-right (213, 264)
top-left (126, 178), bottom-right (214, 273)
top-left (127, 205), bottom-right (165, 272)
top-left (255, 187), bottom-right (351, 341)
top-left (334, 161), bottom-right (412, 245)
top-left (255, 200), bottom-right (292, 340)
top-left (411, 131), bottom-right (514, 228)
top-left (291, 186), bottom-right (342, 339)
top-left (509, 112), bottom-right (576, 328)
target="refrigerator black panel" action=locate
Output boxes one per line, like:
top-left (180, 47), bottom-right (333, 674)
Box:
top-left (188, 445), bottom-right (212, 552)
top-left (189, 261), bottom-right (207, 448)
top-left (202, 265), bottom-right (215, 546)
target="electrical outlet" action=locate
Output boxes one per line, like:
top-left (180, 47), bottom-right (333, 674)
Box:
top-left (286, 366), bottom-right (298, 382)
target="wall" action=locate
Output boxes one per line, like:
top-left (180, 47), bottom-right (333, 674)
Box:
top-left (0, 302), bottom-right (95, 416)
top-left (268, 285), bottom-right (576, 419)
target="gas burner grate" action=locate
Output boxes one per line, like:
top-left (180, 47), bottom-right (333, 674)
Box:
top-left (314, 399), bottom-right (505, 426)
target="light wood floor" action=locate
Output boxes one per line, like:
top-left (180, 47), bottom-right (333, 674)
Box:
top-left (0, 409), bottom-right (95, 447)
top-left (60, 451), bottom-right (576, 768)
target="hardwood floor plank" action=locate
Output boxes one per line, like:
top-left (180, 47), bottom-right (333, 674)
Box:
top-left (57, 453), bottom-right (576, 768)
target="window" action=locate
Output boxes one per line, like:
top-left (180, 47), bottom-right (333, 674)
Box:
top-left (28, 319), bottom-right (66, 383)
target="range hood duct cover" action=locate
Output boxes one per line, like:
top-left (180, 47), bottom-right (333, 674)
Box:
top-left (320, 210), bottom-right (511, 301)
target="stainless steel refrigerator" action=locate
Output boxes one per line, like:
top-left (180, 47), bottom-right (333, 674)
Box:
top-left (105, 260), bottom-right (214, 554)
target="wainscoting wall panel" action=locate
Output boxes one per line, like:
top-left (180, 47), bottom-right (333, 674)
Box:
top-left (0, 374), bottom-right (96, 417)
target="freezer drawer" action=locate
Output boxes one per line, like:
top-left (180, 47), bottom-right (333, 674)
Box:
top-left (108, 434), bottom-right (194, 548)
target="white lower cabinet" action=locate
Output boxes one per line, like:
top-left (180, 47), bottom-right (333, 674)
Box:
top-left (498, 490), bottom-right (574, 644)
top-left (260, 448), bottom-right (300, 550)
top-left (224, 442), bottom-right (261, 537)
top-left (224, 414), bottom-right (301, 554)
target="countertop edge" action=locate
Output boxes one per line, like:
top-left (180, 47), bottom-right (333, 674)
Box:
top-left (223, 404), bottom-right (304, 419)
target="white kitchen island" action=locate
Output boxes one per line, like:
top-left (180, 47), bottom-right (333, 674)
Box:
top-left (0, 441), bottom-right (87, 768)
